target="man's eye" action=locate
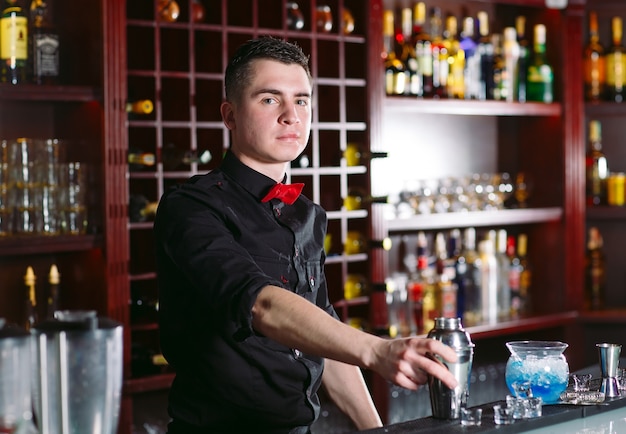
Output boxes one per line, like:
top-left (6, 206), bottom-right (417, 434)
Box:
top-left (296, 99), bottom-right (309, 106)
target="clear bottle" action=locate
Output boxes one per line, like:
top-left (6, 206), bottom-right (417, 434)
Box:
top-left (29, 0), bottom-right (59, 84)
top-left (0, 0), bottom-right (28, 84)
top-left (383, 10), bottom-right (406, 95)
top-left (606, 16), bottom-right (626, 102)
top-left (584, 11), bottom-right (606, 102)
top-left (477, 11), bottom-right (494, 100)
top-left (584, 226), bottom-right (606, 310)
top-left (460, 227), bottom-right (480, 325)
top-left (412, 2), bottom-right (429, 97)
top-left (516, 16), bottom-right (530, 102)
top-left (495, 229), bottom-right (511, 320)
top-left (460, 16), bottom-right (479, 100)
top-left (400, 7), bottom-right (419, 96)
top-left (491, 33), bottom-right (505, 101)
top-left (502, 27), bottom-right (520, 102)
top-left (477, 238), bottom-right (498, 324)
top-left (429, 7), bottom-right (446, 99)
top-left (585, 120), bottom-right (609, 206)
top-left (526, 24), bottom-right (554, 103)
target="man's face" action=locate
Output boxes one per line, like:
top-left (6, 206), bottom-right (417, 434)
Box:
top-left (221, 59), bottom-right (312, 176)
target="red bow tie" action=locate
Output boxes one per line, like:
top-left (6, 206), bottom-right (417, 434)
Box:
top-left (261, 183), bottom-right (304, 205)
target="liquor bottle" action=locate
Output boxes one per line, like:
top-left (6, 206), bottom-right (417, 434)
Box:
top-left (516, 16), bottom-right (530, 103)
top-left (476, 238), bottom-right (498, 324)
top-left (585, 120), bottom-right (609, 206)
top-left (46, 264), bottom-right (60, 319)
top-left (343, 188), bottom-right (389, 211)
top-left (495, 229), bottom-right (511, 320)
top-left (605, 16), bottom-right (626, 102)
top-left (429, 7), bottom-right (446, 98)
top-left (509, 233), bottom-right (531, 316)
top-left (459, 227), bottom-right (480, 325)
top-left (190, 0), bottom-right (205, 23)
top-left (491, 33), bottom-right (505, 101)
top-left (0, 0), bottom-right (28, 84)
top-left (29, 0), bottom-right (59, 84)
top-left (129, 194), bottom-right (159, 223)
top-left (126, 99), bottom-right (154, 115)
top-left (415, 231), bottom-right (436, 332)
top-left (286, 2), bottom-right (304, 31)
top-left (444, 15), bottom-right (465, 99)
top-left (584, 226), bottom-right (606, 310)
top-left (399, 7), bottom-right (419, 96)
top-left (157, 0), bottom-right (179, 23)
top-left (161, 143), bottom-right (212, 171)
top-left (382, 10), bottom-right (405, 95)
top-left (460, 16), bottom-right (479, 100)
top-left (24, 266), bottom-right (37, 330)
top-left (343, 143), bottom-right (387, 167)
top-left (433, 232), bottom-right (457, 319)
top-left (413, 2), bottom-right (432, 98)
top-left (477, 11), bottom-right (494, 100)
top-left (526, 24), bottom-right (554, 103)
top-left (502, 27), bottom-right (520, 102)
top-left (583, 11), bottom-right (606, 102)
top-left (448, 229), bottom-right (465, 319)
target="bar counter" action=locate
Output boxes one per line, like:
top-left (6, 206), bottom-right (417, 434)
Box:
top-left (358, 395), bottom-right (626, 434)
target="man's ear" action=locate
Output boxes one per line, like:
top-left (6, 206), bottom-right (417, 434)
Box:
top-left (220, 101), bottom-right (235, 130)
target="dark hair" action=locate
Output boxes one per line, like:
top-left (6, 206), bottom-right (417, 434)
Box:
top-left (224, 37), bottom-right (311, 103)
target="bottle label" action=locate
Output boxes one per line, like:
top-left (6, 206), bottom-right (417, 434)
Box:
top-left (0, 15), bottom-right (27, 61)
top-left (33, 33), bottom-right (59, 77)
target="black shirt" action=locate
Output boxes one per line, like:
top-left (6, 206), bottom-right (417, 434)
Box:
top-left (154, 151), bottom-right (338, 432)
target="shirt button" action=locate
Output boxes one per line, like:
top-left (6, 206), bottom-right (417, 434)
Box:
top-left (309, 276), bottom-right (315, 288)
top-left (293, 349), bottom-right (302, 358)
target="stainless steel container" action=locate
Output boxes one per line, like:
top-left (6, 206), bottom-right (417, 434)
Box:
top-left (32, 310), bottom-right (123, 434)
top-left (0, 320), bottom-right (32, 431)
top-left (426, 317), bottom-right (474, 419)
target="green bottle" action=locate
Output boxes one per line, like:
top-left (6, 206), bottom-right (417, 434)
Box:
top-left (526, 24), bottom-right (553, 103)
top-left (0, 0), bottom-right (28, 84)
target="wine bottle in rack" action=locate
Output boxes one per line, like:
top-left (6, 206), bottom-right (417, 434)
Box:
top-left (1, 0), bottom-right (28, 84)
top-left (129, 194), bottom-right (159, 223)
top-left (344, 274), bottom-right (368, 300)
top-left (343, 143), bottom-right (387, 167)
top-left (29, 0), bottom-right (59, 85)
top-left (126, 99), bottom-right (154, 115)
top-left (343, 188), bottom-right (389, 211)
top-left (128, 148), bottom-right (156, 171)
top-left (24, 266), bottom-right (37, 331)
top-left (343, 231), bottom-right (391, 255)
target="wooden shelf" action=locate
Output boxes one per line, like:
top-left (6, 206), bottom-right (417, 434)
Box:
top-left (578, 309), bottom-right (626, 324)
top-left (463, 311), bottom-right (579, 340)
top-left (0, 84), bottom-right (101, 102)
top-left (586, 206), bottom-right (626, 220)
top-left (386, 207), bottom-right (563, 232)
top-left (124, 372), bottom-right (175, 395)
top-left (384, 97), bottom-right (562, 117)
top-left (0, 234), bottom-right (102, 256)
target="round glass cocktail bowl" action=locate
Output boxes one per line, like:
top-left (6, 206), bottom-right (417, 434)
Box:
top-left (505, 340), bottom-right (569, 404)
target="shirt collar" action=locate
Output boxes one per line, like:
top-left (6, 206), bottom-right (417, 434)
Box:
top-left (220, 151), bottom-right (286, 202)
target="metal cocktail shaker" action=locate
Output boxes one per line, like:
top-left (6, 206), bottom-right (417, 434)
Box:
top-left (427, 317), bottom-right (475, 419)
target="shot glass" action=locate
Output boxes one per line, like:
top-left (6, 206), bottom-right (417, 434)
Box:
top-left (493, 404), bottom-right (514, 425)
top-left (460, 407), bottom-right (482, 426)
top-left (506, 395), bottom-right (528, 419)
top-left (526, 397), bottom-right (543, 418)
top-left (571, 373), bottom-right (592, 391)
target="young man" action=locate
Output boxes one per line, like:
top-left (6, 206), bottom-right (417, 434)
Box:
top-left (154, 37), bottom-right (458, 434)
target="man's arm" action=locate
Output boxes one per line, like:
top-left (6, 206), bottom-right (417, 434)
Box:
top-left (252, 285), bottom-right (458, 392)
top-left (322, 358), bottom-right (383, 430)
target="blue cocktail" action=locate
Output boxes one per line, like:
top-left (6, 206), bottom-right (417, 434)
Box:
top-left (505, 341), bottom-right (569, 404)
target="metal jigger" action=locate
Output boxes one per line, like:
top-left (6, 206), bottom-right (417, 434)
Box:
top-left (597, 343), bottom-right (622, 398)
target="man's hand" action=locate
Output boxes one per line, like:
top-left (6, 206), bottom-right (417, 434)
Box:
top-left (368, 337), bottom-right (459, 391)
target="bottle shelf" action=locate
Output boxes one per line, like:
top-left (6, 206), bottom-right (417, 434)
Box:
top-left (586, 206), bottom-right (626, 220)
top-left (586, 102), bottom-right (626, 117)
top-left (123, 372), bottom-right (175, 394)
top-left (386, 207), bottom-right (563, 232)
top-left (0, 234), bottom-right (102, 256)
top-left (0, 84), bottom-right (101, 102)
top-left (578, 308), bottom-right (626, 324)
top-left (384, 97), bottom-right (562, 117)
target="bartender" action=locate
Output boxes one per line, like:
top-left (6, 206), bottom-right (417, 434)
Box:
top-left (154, 36), bottom-right (458, 434)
